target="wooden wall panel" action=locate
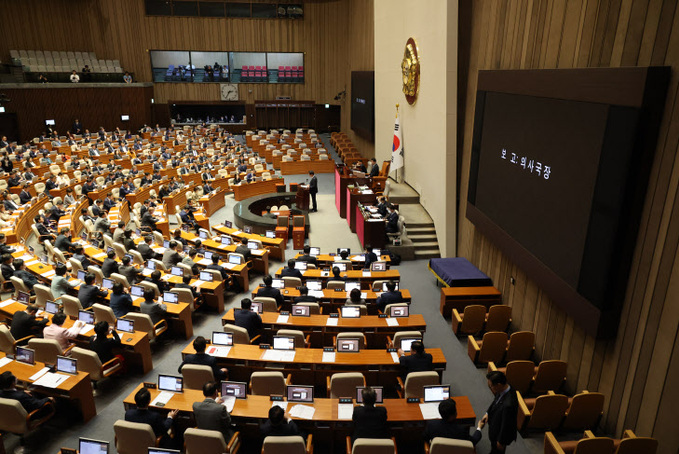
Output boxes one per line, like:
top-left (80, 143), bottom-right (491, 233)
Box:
top-left (458, 1), bottom-right (679, 453)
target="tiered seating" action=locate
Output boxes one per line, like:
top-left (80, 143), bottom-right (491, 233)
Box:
top-left (544, 430), bottom-right (657, 454)
top-left (9, 49), bottom-right (123, 74)
top-left (277, 65), bottom-right (304, 82)
top-left (239, 65), bottom-right (268, 82)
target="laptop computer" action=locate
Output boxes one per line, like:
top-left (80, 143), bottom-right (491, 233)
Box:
top-left (265, 230), bottom-right (276, 239)
top-left (286, 385), bottom-right (313, 403)
top-left (221, 236), bottom-right (232, 245)
top-left (221, 381), bottom-right (247, 399)
top-left (333, 262), bottom-right (347, 272)
top-left (228, 254), bottom-right (241, 265)
top-left (199, 271), bottom-right (214, 282)
top-left (170, 266), bottom-right (183, 276)
top-left (225, 221), bottom-right (233, 228)
top-left (340, 306), bottom-right (361, 318)
top-left (204, 251), bottom-right (214, 260)
top-left (291, 305), bottom-right (310, 317)
top-left (56, 356), bottom-right (78, 374)
top-left (158, 374), bottom-right (183, 393)
top-left (211, 331), bottom-right (233, 346)
top-left (79, 438), bottom-right (109, 454)
top-left (78, 310), bottom-right (95, 325)
top-left (306, 280), bottom-right (322, 291)
top-left (77, 270), bottom-right (87, 281)
top-left (309, 247), bottom-right (320, 256)
top-left (130, 285), bottom-right (144, 297)
top-left (15, 346), bottom-right (35, 365)
top-left (116, 318), bottom-right (135, 333)
top-left (163, 292), bottom-right (178, 304)
top-left (356, 386), bottom-right (384, 404)
top-left (271, 278), bottom-right (284, 289)
top-left (244, 226), bottom-right (252, 234)
top-left (399, 337), bottom-right (420, 353)
top-left (199, 230), bottom-right (208, 239)
top-left (102, 278), bottom-right (114, 289)
top-left (147, 260), bottom-right (156, 270)
top-left (294, 261), bottom-right (307, 271)
top-left (389, 305), bottom-right (409, 318)
top-left (273, 336), bottom-right (296, 351)
top-left (371, 261), bottom-right (387, 272)
top-left (163, 240), bottom-right (170, 248)
top-left (423, 385), bottom-right (451, 402)
top-left (45, 300), bottom-right (59, 314)
top-left (249, 301), bottom-right (263, 314)
top-left (345, 281), bottom-right (361, 292)
top-left (337, 337), bottom-right (360, 352)
top-left (246, 241), bottom-right (259, 250)
top-left (17, 291), bottom-right (30, 304)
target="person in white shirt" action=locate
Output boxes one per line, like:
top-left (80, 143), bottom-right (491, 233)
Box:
top-left (70, 71), bottom-right (80, 83)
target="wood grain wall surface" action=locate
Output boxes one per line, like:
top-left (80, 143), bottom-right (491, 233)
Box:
top-left (457, 1), bottom-right (679, 453)
top-left (0, 0), bottom-right (375, 155)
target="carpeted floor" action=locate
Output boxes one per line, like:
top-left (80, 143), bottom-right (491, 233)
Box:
top-left (5, 134), bottom-right (542, 454)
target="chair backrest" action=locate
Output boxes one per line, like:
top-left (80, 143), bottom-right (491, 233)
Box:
top-left (253, 297), bottom-right (278, 312)
top-left (392, 331), bottom-right (422, 350)
top-left (262, 435), bottom-right (306, 454)
top-left (61, 294), bottom-right (84, 317)
top-left (460, 305), bottom-right (487, 334)
top-left (93, 303), bottom-right (117, 325)
top-left (336, 332), bottom-right (366, 349)
top-left (277, 329), bottom-right (306, 348)
top-left (68, 258), bottom-right (84, 275)
top-left (202, 269), bottom-right (223, 282)
top-left (139, 280), bottom-right (160, 297)
top-left (292, 215), bottom-right (304, 227)
top-left (327, 280), bottom-right (345, 291)
top-left (329, 372), bottom-right (365, 399)
top-left (70, 346), bottom-right (103, 381)
top-left (113, 242), bottom-right (127, 259)
top-left (403, 371), bottom-right (440, 399)
top-left (28, 338), bottom-right (63, 364)
top-left (181, 364), bottom-right (215, 390)
top-left (0, 325), bottom-right (17, 354)
top-left (223, 323), bottom-right (251, 344)
top-left (113, 420), bottom-right (156, 454)
top-left (111, 272), bottom-right (131, 289)
top-left (172, 287), bottom-right (195, 309)
top-left (33, 284), bottom-right (54, 308)
top-left (124, 313), bottom-right (155, 339)
top-left (88, 265), bottom-right (104, 284)
top-left (153, 231), bottom-right (164, 245)
top-left (250, 371), bottom-right (286, 396)
top-left (295, 302), bottom-right (320, 314)
top-left (0, 397), bottom-right (29, 434)
top-left (150, 258), bottom-right (167, 271)
top-left (429, 437), bottom-right (475, 454)
top-left (504, 360), bottom-right (536, 395)
top-left (506, 331), bottom-right (535, 362)
top-left (352, 438), bottom-right (395, 454)
top-left (478, 331), bottom-right (509, 363)
top-left (615, 437), bottom-right (658, 454)
top-left (10, 276), bottom-right (30, 297)
top-left (184, 428), bottom-right (227, 454)
top-left (485, 304), bottom-right (512, 332)
top-left (562, 391), bottom-right (605, 431)
top-left (527, 394), bottom-right (569, 430)
top-left (283, 276), bottom-right (302, 288)
top-left (572, 437), bottom-right (614, 454)
top-left (129, 250), bottom-right (145, 266)
top-left (532, 360), bottom-right (567, 394)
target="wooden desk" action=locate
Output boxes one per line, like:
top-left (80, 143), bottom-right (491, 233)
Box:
top-left (292, 253), bottom-right (391, 270)
top-left (439, 286), bottom-right (502, 318)
top-left (356, 203), bottom-right (386, 249)
top-left (125, 181), bottom-right (162, 207)
top-left (280, 159), bottom-right (336, 175)
top-left (0, 353), bottom-right (96, 422)
top-left (199, 188), bottom-right (228, 216)
top-left (212, 224), bottom-right (286, 262)
top-left (232, 178), bottom-right (284, 201)
top-left (347, 189), bottom-right (377, 233)
top-left (222, 309), bottom-right (425, 348)
top-left (1, 197), bottom-right (48, 244)
top-left (163, 186), bottom-right (191, 215)
top-left (181, 343), bottom-right (446, 389)
top-left (132, 297), bottom-right (193, 339)
top-left (273, 267), bottom-right (400, 289)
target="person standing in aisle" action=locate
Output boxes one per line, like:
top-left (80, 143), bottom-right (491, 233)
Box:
top-left (308, 170), bottom-right (318, 212)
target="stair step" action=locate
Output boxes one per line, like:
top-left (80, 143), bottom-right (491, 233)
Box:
top-left (411, 241), bottom-right (440, 249)
top-left (410, 235), bottom-right (438, 243)
top-left (404, 221), bottom-right (434, 229)
top-left (414, 249), bottom-right (441, 259)
top-left (407, 227), bottom-right (436, 234)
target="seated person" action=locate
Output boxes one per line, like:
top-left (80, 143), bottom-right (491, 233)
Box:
top-left (193, 381), bottom-right (233, 442)
top-left (297, 246), bottom-right (318, 265)
top-left (140, 287), bottom-right (167, 324)
top-left (363, 246), bottom-right (379, 270)
top-left (119, 255), bottom-right (141, 285)
top-left (280, 259), bottom-right (303, 280)
top-left (11, 304), bottom-right (48, 339)
top-left (260, 405), bottom-right (306, 440)
top-left (72, 244), bottom-right (92, 271)
top-left (13, 259), bottom-right (38, 290)
top-left (293, 286), bottom-right (317, 304)
top-left (77, 272), bottom-right (109, 309)
top-left (256, 275), bottom-right (283, 307)
top-left (125, 388), bottom-right (178, 444)
top-left (162, 241), bottom-right (183, 270)
top-left (346, 288), bottom-right (365, 306)
top-left (351, 387), bottom-right (389, 443)
top-left (54, 227), bottom-right (74, 253)
top-left (234, 298), bottom-right (263, 340)
top-left (234, 237), bottom-right (251, 262)
top-left (397, 340), bottom-right (433, 379)
top-left (137, 234), bottom-right (156, 261)
top-left (206, 253), bottom-right (229, 282)
top-left (90, 321), bottom-right (122, 364)
top-left (182, 248), bottom-right (199, 276)
top-left (178, 336), bottom-right (228, 380)
top-left (0, 233), bottom-right (15, 255)
top-left (328, 266), bottom-right (346, 283)
top-left (148, 269), bottom-right (169, 294)
top-left (1, 253), bottom-right (13, 281)
top-left (175, 274), bottom-right (200, 298)
top-left (101, 249), bottom-right (119, 278)
top-left (110, 282), bottom-right (134, 318)
top-left (51, 262), bottom-right (77, 300)
top-left (0, 371), bottom-right (54, 413)
top-left (172, 228), bottom-right (188, 246)
top-left (376, 281), bottom-right (403, 313)
top-left (43, 312), bottom-right (77, 351)
top-left (123, 230), bottom-right (136, 252)
top-left (423, 398), bottom-right (483, 445)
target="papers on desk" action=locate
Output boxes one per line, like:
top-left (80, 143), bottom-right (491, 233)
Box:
top-left (337, 403), bottom-right (353, 420)
top-left (326, 318), bottom-right (338, 327)
top-left (276, 315), bottom-right (290, 324)
top-left (391, 352), bottom-right (400, 363)
top-left (232, 230), bottom-right (242, 235)
top-left (142, 268), bottom-right (154, 277)
top-left (18, 254), bottom-right (33, 262)
top-left (362, 271), bottom-right (371, 277)
top-left (25, 260), bottom-right (40, 267)
top-left (33, 372), bottom-right (69, 388)
top-left (29, 367), bottom-right (50, 381)
top-left (366, 206), bottom-right (379, 213)
top-left (161, 274), bottom-right (173, 281)
top-left (271, 401), bottom-right (288, 411)
top-left (213, 224), bottom-right (225, 230)
top-left (69, 279), bottom-right (83, 287)
top-left (322, 352), bottom-right (336, 363)
top-left (206, 346), bottom-right (231, 357)
top-left (192, 280), bottom-right (205, 288)
top-left (367, 218), bottom-right (384, 222)
top-left (419, 403), bottom-right (442, 420)
top-left (93, 252), bottom-right (107, 260)
top-left (221, 395), bottom-right (236, 413)
top-left (218, 244), bottom-right (229, 249)
top-left (261, 350), bottom-right (296, 362)
top-left (224, 263), bottom-right (237, 270)
top-left (0, 357), bottom-right (13, 368)
top-left (309, 290), bottom-right (324, 299)
top-left (361, 292), bottom-right (368, 299)
top-left (197, 259), bottom-right (211, 266)
top-left (252, 250), bottom-right (264, 256)
top-left (385, 318), bottom-right (399, 327)
top-left (289, 404), bottom-right (315, 420)
top-left (41, 269), bottom-right (56, 278)
top-left (0, 299), bottom-right (16, 308)
top-left (151, 391), bottom-right (175, 407)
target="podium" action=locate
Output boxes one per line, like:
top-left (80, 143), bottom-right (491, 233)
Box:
top-left (296, 185), bottom-right (310, 211)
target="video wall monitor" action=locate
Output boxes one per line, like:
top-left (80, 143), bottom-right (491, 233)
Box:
top-left (351, 71), bottom-right (375, 141)
top-left (466, 67), bottom-right (670, 338)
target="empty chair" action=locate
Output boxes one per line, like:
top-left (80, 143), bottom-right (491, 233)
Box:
top-left (182, 364), bottom-right (215, 390)
top-left (124, 313), bottom-right (168, 341)
top-left (336, 332), bottom-right (366, 349)
top-left (349, 438), bottom-right (396, 454)
top-left (92, 303), bottom-right (116, 325)
top-left (544, 432), bottom-right (614, 454)
top-left (488, 360), bottom-right (535, 395)
top-left (485, 305), bottom-right (512, 332)
top-left (518, 391), bottom-right (569, 432)
top-left (531, 360), bottom-right (567, 395)
top-left (33, 284), bottom-right (55, 308)
top-left (0, 325), bottom-right (33, 354)
top-left (263, 435), bottom-right (312, 454)
top-left (327, 280), bottom-right (346, 291)
top-left (88, 265), bottom-right (105, 285)
top-left (28, 338), bottom-right (70, 364)
top-left (250, 371), bottom-right (290, 396)
top-left (283, 276), bottom-right (302, 288)
top-left (452, 305), bottom-right (487, 336)
top-left (111, 272), bottom-right (132, 289)
top-left (254, 297), bottom-right (279, 312)
top-left (327, 372), bottom-right (365, 399)
top-left (184, 427), bottom-right (241, 454)
top-left (426, 438), bottom-right (475, 454)
top-left (295, 302), bottom-right (320, 314)
top-left (113, 420), bottom-right (158, 454)
top-left (506, 331), bottom-right (535, 362)
top-left (10, 277), bottom-right (35, 302)
top-left (467, 331), bottom-right (508, 365)
top-left (397, 371), bottom-right (440, 399)
top-left (61, 294), bottom-right (85, 318)
top-left (70, 346), bottom-right (124, 385)
top-left (138, 280), bottom-right (160, 297)
top-left (223, 323), bottom-right (259, 344)
top-left (113, 242), bottom-right (127, 259)
top-left (68, 257), bottom-right (84, 274)
top-left (561, 391), bottom-right (605, 431)
top-left (277, 329), bottom-right (308, 348)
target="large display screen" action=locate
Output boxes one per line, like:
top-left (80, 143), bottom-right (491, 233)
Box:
top-left (351, 71), bottom-right (375, 141)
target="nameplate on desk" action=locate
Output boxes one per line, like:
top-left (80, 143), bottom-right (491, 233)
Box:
top-left (407, 397), bottom-right (420, 403)
top-left (143, 382), bottom-right (157, 389)
top-left (280, 311), bottom-right (290, 316)
top-left (339, 397), bottom-right (353, 404)
top-left (329, 313), bottom-right (339, 318)
top-left (378, 314), bottom-right (388, 318)
top-left (270, 395), bottom-right (284, 401)
top-left (259, 344), bottom-right (271, 349)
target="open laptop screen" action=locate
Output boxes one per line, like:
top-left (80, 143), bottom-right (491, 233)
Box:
top-left (309, 247), bottom-right (320, 256)
top-left (211, 331), bottom-right (233, 346)
top-left (286, 385), bottom-right (313, 403)
top-left (45, 300), bottom-right (59, 314)
top-left (15, 346), bottom-right (34, 365)
top-left (306, 280), bottom-right (322, 291)
top-left (158, 374), bottom-right (183, 393)
top-left (340, 306), bottom-right (361, 318)
top-left (389, 305), bottom-right (409, 318)
top-left (79, 438), bottom-right (109, 454)
top-left (116, 318), bottom-right (135, 333)
top-left (130, 285), bottom-right (144, 297)
top-left (199, 271), bottom-right (214, 282)
top-left (221, 381), bottom-right (247, 399)
top-left (249, 302), bottom-right (263, 314)
top-left (56, 356), bottom-right (78, 374)
top-left (291, 305), bottom-right (310, 317)
top-left (399, 337), bottom-right (420, 353)
top-left (345, 281), bottom-right (361, 292)
top-left (423, 385), bottom-right (451, 403)
top-left (163, 292), bottom-right (178, 303)
top-left (78, 310), bottom-right (95, 324)
top-left (294, 261), bottom-right (307, 271)
top-left (273, 336), bottom-right (295, 350)
top-left (271, 278), bottom-right (284, 289)
top-left (102, 278), bottom-right (114, 289)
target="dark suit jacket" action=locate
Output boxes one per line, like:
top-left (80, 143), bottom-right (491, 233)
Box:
top-left (90, 329), bottom-right (121, 363)
top-left (424, 419), bottom-right (482, 445)
top-left (101, 258), bottom-right (119, 277)
top-left (234, 309), bottom-right (263, 338)
top-left (486, 388), bottom-right (518, 446)
top-left (77, 284), bottom-right (108, 309)
top-left (399, 352), bottom-right (434, 378)
top-left (235, 244), bottom-right (251, 262)
top-left (0, 389), bottom-right (50, 413)
top-left (125, 408), bottom-right (172, 437)
top-left (54, 234), bottom-right (73, 252)
top-left (369, 164), bottom-right (380, 177)
top-left (352, 405), bottom-right (389, 442)
top-left (294, 295), bottom-right (317, 304)
top-left (1, 264), bottom-right (13, 280)
top-left (137, 243), bottom-right (155, 260)
top-left (110, 293), bottom-right (134, 318)
top-left (193, 398), bottom-right (233, 440)
top-left (281, 268), bottom-right (304, 280)
top-left (119, 265), bottom-right (141, 286)
top-left (19, 190), bottom-right (32, 204)
top-left (10, 311), bottom-right (48, 339)
top-left (376, 290), bottom-right (403, 312)
top-left (386, 211), bottom-right (399, 233)
top-left (309, 176), bottom-right (318, 194)
top-left (297, 254), bottom-right (317, 265)
top-left (260, 419), bottom-right (305, 440)
top-left (256, 286), bottom-right (283, 307)
top-left (178, 352), bottom-right (226, 380)
top-left (14, 269), bottom-right (37, 289)
top-left (206, 263), bottom-right (229, 281)
top-left (364, 252), bottom-right (378, 269)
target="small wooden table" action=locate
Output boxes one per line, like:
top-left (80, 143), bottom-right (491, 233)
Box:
top-left (439, 286), bottom-right (502, 318)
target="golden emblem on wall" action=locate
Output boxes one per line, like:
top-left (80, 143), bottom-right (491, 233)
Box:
top-left (401, 37), bottom-right (420, 105)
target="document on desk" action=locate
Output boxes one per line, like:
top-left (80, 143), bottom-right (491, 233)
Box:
top-left (221, 395), bottom-right (236, 413)
top-left (79, 324), bottom-right (95, 336)
top-left (326, 318), bottom-right (338, 326)
top-left (33, 372), bottom-right (69, 388)
top-left (262, 350), bottom-right (295, 362)
top-left (151, 391), bottom-right (175, 407)
top-left (337, 403), bottom-right (353, 420)
top-left (276, 315), bottom-right (290, 323)
top-left (361, 292), bottom-right (368, 299)
top-left (161, 274), bottom-right (173, 281)
top-left (41, 269), bottom-right (56, 278)
top-left (385, 318), bottom-right (399, 327)
top-left (206, 346), bottom-right (231, 357)
top-left (18, 254), bottom-right (34, 262)
top-left (29, 367), bottom-right (51, 381)
top-left (362, 271), bottom-right (371, 277)
top-left (310, 290), bottom-right (324, 298)
top-left (289, 404), bottom-right (315, 420)
top-left (192, 280), bottom-right (205, 288)
top-left (0, 357), bottom-right (14, 368)
top-left (391, 352), bottom-right (400, 363)
top-left (322, 352), bottom-right (336, 363)
top-left (94, 252), bottom-right (107, 260)
top-left (197, 259), bottom-right (211, 266)
top-left (25, 260), bottom-right (40, 267)
top-left (271, 401), bottom-right (288, 411)
top-left (419, 403), bottom-right (442, 419)
top-left (141, 268), bottom-right (153, 277)
top-left (0, 299), bottom-right (16, 308)
top-left (224, 263), bottom-right (236, 270)
top-left (218, 244), bottom-right (229, 249)
top-left (232, 230), bottom-right (243, 235)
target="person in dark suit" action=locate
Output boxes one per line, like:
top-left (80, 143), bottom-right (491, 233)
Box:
top-left (376, 196), bottom-right (388, 217)
top-left (176, 274), bottom-right (200, 299)
top-left (178, 336), bottom-right (228, 380)
top-left (12, 259), bottom-right (38, 290)
top-left (1, 254), bottom-right (13, 281)
top-left (19, 184), bottom-right (32, 204)
top-left (140, 287), bottom-right (167, 324)
top-left (235, 237), bottom-right (251, 262)
top-left (78, 273), bottom-right (108, 309)
top-left (308, 170), bottom-right (318, 212)
top-left (72, 244), bottom-right (92, 271)
top-left (0, 371), bottom-right (54, 413)
top-left (480, 371), bottom-right (518, 453)
top-left (125, 388), bottom-right (178, 442)
top-left (397, 340), bottom-right (433, 379)
top-left (260, 405), bottom-right (306, 441)
top-left (206, 253), bottom-right (230, 282)
top-left (329, 266), bottom-right (347, 283)
top-left (123, 230), bottom-right (136, 252)
top-left (376, 281), bottom-right (403, 312)
top-left (148, 270), bottom-right (169, 294)
top-left (293, 286), bottom-right (317, 304)
top-left (363, 246), bottom-right (379, 270)
top-left (109, 282), bottom-right (134, 318)
top-left (54, 227), bottom-right (74, 253)
top-left (280, 259), bottom-right (303, 280)
top-left (137, 235), bottom-right (155, 261)
top-left (351, 387), bottom-right (389, 443)
top-left (89, 320), bottom-right (122, 364)
top-left (369, 158), bottom-right (380, 177)
top-left (162, 241), bottom-right (183, 270)
top-left (101, 249), bottom-right (119, 278)
top-left (385, 204), bottom-right (399, 234)
top-left (10, 304), bottom-right (48, 339)
top-left (234, 298), bottom-right (263, 339)
top-left (297, 246), bottom-right (317, 265)
top-left (256, 275), bottom-right (284, 307)
top-left (119, 255), bottom-right (141, 286)
top-left (193, 381), bottom-right (233, 442)
top-left (424, 398), bottom-right (483, 445)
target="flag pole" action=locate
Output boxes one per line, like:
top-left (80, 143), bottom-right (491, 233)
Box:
top-left (395, 103), bottom-right (400, 184)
